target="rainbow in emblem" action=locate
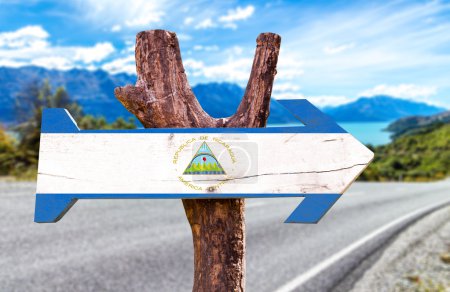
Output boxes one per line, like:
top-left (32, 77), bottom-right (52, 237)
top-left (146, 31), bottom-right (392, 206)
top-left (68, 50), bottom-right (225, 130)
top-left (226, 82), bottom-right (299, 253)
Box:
top-left (183, 142), bottom-right (226, 175)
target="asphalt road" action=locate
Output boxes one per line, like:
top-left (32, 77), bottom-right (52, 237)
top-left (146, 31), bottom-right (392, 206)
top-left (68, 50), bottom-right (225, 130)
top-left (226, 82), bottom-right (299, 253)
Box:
top-left (0, 180), bottom-right (449, 292)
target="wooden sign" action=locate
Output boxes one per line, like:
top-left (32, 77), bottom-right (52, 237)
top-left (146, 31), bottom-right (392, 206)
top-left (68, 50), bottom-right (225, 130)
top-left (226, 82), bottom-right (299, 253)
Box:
top-left (35, 99), bottom-right (373, 223)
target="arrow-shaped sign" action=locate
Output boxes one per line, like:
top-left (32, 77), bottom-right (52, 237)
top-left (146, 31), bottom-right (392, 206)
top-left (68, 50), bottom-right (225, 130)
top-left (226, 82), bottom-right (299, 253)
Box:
top-left (35, 99), bottom-right (373, 223)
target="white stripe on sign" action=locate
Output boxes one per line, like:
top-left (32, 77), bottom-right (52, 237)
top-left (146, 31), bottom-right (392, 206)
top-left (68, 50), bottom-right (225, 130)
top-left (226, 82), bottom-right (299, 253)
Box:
top-left (37, 133), bottom-right (372, 195)
top-left (246, 201), bottom-right (268, 209)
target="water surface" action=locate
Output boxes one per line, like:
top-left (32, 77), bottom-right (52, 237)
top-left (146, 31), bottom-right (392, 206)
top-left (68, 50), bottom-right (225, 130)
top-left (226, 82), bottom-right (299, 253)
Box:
top-left (268, 122), bottom-right (392, 146)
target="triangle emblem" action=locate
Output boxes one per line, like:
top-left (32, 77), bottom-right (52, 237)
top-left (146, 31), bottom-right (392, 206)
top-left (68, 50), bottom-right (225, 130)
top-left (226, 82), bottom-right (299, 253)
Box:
top-left (183, 142), bottom-right (226, 175)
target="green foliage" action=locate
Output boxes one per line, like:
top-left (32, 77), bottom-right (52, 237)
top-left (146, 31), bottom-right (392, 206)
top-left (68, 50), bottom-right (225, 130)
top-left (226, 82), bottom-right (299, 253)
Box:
top-left (1, 80), bottom-right (136, 179)
top-left (78, 115), bottom-right (136, 130)
top-left (360, 124), bottom-right (450, 181)
top-left (13, 80), bottom-right (84, 167)
top-left (0, 127), bottom-right (17, 176)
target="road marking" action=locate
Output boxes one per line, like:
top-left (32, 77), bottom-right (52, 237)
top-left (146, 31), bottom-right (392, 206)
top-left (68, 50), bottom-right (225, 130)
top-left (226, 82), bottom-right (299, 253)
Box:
top-left (275, 199), bottom-right (450, 292)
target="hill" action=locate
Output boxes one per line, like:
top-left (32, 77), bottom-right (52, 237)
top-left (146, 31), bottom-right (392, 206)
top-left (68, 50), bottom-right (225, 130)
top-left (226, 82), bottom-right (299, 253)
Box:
top-left (0, 66), bottom-right (298, 125)
top-left (361, 122), bottom-right (449, 181)
top-left (385, 110), bottom-right (450, 138)
top-left (323, 95), bottom-right (446, 122)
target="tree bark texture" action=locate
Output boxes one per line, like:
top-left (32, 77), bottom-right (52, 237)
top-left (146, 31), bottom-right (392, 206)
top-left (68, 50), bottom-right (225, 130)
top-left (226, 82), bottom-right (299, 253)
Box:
top-left (114, 29), bottom-right (281, 292)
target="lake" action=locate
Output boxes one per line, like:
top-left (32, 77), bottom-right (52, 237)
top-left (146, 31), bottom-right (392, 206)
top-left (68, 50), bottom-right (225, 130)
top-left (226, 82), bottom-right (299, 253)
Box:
top-left (268, 121), bottom-right (392, 146)
top-left (338, 122), bottom-right (391, 146)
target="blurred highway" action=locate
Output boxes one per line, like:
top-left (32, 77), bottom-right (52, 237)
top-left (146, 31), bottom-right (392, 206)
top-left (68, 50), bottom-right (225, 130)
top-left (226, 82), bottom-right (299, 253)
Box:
top-left (0, 180), bottom-right (449, 291)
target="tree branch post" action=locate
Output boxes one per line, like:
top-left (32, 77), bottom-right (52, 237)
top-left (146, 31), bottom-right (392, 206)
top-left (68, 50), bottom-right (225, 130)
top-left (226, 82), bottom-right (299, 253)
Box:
top-left (115, 29), bottom-right (281, 292)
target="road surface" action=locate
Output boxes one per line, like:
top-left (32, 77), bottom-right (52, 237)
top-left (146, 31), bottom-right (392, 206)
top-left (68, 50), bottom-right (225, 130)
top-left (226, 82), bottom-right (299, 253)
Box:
top-left (0, 180), bottom-right (449, 291)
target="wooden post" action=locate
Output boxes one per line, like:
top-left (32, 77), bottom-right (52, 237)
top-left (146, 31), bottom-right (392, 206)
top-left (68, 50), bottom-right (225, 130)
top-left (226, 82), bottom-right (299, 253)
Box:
top-left (114, 29), bottom-right (281, 292)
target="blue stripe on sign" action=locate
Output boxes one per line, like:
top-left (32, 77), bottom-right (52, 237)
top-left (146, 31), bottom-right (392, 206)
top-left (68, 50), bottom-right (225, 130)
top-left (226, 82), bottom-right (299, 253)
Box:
top-left (41, 99), bottom-right (347, 134)
top-left (41, 108), bottom-right (80, 133)
top-left (276, 99), bottom-right (346, 133)
top-left (35, 193), bottom-right (341, 224)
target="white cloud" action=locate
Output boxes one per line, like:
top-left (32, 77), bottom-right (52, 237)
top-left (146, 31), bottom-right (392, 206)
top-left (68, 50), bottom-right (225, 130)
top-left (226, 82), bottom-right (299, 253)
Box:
top-left (272, 91), bottom-right (352, 107)
top-left (225, 45), bottom-right (244, 56)
top-left (272, 92), bottom-right (305, 100)
top-left (222, 22), bottom-right (238, 29)
top-left (273, 83), bottom-right (440, 107)
top-left (195, 18), bottom-right (216, 29)
top-left (273, 83), bottom-right (301, 93)
top-left (184, 57), bottom-right (253, 82)
top-left (177, 33), bottom-right (192, 41)
top-left (219, 5), bottom-right (255, 23)
top-left (193, 45), bottom-right (219, 52)
top-left (125, 13), bottom-right (163, 27)
top-left (184, 17), bottom-right (194, 26)
top-left (111, 25), bottom-right (121, 32)
top-left (276, 53), bottom-right (305, 80)
top-left (102, 55), bottom-right (136, 74)
top-left (359, 84), bottom-right (437, 100)
top-left (216, 5), bottom-right (255, 29)
top-left (271, 80), bottom-right (352, 107)
top-left (73, 0), bottom-right (166, 29)
top-left (191, 5), bottom-right (255, 30)
top-left (183, 44), bottom-right (304, 88)
top-left (323, 43), bottom-right (355, 55)
top-left (74, 42), bottom-right (115, 64)
top-left (183, 58), bottom-right (204, 71)
top-left (183, 45), bottom-right (258, 83)
top-left (271, 82), bottom-right (304, 101)
top-left (306, 95), bottom-right (353, 107)
top-left (0, 59), bottom-right (27, 68)
top-left (0, 25), bottom-right (49, 49)
top-left (0, 25), bottom-right (115, 70)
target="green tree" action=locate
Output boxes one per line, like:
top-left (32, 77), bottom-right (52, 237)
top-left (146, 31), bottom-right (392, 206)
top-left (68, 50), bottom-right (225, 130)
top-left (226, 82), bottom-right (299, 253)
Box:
top-left (14, 80), bottom-right (84, 172)
top-left (0, 126), bottom-right (17, 176)
top-left (78, 115), bottom-right (136, 130)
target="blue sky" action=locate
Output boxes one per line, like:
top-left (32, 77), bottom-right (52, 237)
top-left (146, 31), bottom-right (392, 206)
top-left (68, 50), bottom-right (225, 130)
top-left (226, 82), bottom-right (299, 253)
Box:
top-left (0, 0), bottom-right (449, 108)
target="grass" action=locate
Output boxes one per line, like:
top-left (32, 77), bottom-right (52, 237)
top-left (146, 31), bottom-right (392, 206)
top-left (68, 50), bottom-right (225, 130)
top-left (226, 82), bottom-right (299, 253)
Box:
top-left (184, 162), bottom-right (223, 174)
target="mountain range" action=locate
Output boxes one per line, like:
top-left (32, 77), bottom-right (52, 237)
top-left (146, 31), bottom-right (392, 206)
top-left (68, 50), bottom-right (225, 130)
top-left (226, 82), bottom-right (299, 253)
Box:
top-left (0, 66), bottom-right (446, 126)
top-left (322, 95), bottom-right (445, 122)
top-left (0, 66), bottom-right (298, 126)
top-left (0, 66), bottom-right (135, 124)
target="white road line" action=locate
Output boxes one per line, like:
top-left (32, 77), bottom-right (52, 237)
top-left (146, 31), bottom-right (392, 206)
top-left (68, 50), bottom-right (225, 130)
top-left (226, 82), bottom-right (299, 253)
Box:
top-left (275, 199), bottom-right (450, 292)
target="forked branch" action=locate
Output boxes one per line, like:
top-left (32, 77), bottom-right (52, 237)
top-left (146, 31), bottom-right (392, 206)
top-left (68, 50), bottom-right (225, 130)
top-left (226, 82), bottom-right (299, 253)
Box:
top-left (114, 29), bottom-right (280, 128)
top-left (114, 29), bottom-right (281, 292)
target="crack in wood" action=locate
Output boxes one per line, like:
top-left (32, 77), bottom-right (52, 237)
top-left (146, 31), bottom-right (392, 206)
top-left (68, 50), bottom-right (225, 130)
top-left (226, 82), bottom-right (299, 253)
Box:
top-left (191, 163), bottom-right (368, 182)
top-left (38, 173), bottom-right (77, 180)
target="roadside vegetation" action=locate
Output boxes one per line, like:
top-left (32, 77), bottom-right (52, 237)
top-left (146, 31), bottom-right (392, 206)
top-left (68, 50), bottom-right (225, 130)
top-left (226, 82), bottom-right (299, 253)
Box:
top-left (360, 122), bottom-right (449, 182)
top-left (0, 80), bottom-right (136, 179)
